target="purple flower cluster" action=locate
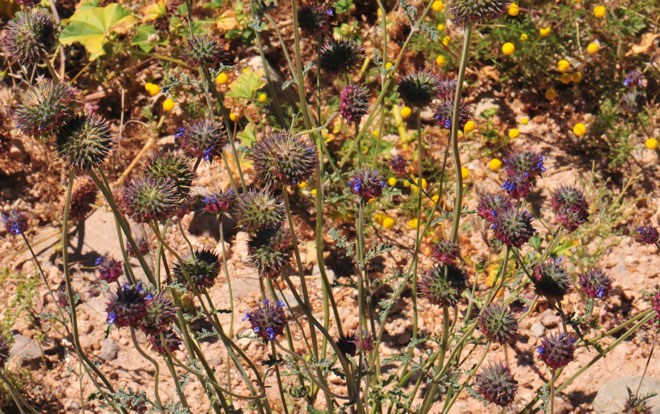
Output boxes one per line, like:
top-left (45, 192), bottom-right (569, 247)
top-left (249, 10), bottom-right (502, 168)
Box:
top-left (243, 299), bottom-right (287, 341)
top-left (431, 240), bottom-right (461, 264)
top-left (337, 330), bottom-right (374, 356)
top-left (340, 83), bottom-right (369, 125)
top-left (537, 333), bottom-right (576, 369)
top-left (389, 155), bottom-right (408, 176)
top-left (501, 152), bottom-right (545, 200)
top-left (96, 255), bottom-right (123, 283)
top-left (578, 268), bottom-right (612, 299)
top-left (637, 226), bottom-right (659, 245)
top-left (2, 210), bottom-right (28, 235)
top-left (551, 186), bottom-right (589, 231)
top-left (204, 190), bottom-right (235, 214)
top-left (349, 168), bottom-right (386, 200)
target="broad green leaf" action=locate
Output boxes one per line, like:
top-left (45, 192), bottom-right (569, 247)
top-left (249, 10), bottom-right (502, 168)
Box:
top-left (141, 0), bottom-right (166, 22)
top-left (60, 3), bottom-right (136, 60)
top-left (237, 123), bottom-right (256, 147)
top-left (226, 69), bottom-right (265, 100)
top-left (131, 24), bottom-right (157, 53)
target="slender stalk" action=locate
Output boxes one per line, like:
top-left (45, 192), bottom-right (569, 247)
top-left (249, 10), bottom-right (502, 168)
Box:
top-left (550, 369), bottom-right (556, 414)
top-left (412, 109), bottom-right (423, 339)
top-left (270, 341), bottom-right (291, 414)
top-left (130, 328), bottom-right (163, 412)
top-left (0, 372), bottom-right (38, 414)
top-left (635, 327), bottom-right (659, 398)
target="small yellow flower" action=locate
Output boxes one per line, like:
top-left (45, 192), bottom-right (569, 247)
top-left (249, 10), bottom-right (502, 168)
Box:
top-left (559, 73), bottom-right (573, 84)
top-left (437, 23), bottom-right (445, 31)
top-left (387, 177), bottom-right (397, 186)
top-left (311, 189), bottom-right (317, 195)
top-left (400, 106), bottom-right (412, 119)
top-left (461, 167), bottom-right (469, 180)
top-left (229, 112), bottom-right (238, 122)
top-left (464, 120), bottom-right (476, 133)
top-left (162, 99), bottom-right (175, 111)
top-left (374, 213), bottom-right (384, 223)
top-left (432, 195), bottom-right (440, 204)
top-left (385, 62), bottom-right (393, 70)
top-left (571, 72), bottom-right (582, 83)
top-left (408, 218), bottom-right (418, 229)
top-left (373, 129), bottom-right (380, 137)
top-left (436, 55), bottom-right (446, 66)
top-left (539, 27), bottom-right (551, 36)
top-left (508, 128), bottom-right (520, 139)
top-left (508, 3), bottom-right (519, 16)
top-left (298, 181), bottom-right (307, 188)
top-left (646, 138), bottom-right (658, 150)
top-left (520, 33), bottom-right (528, 41)
top-left (145, 82), bottom-right (153, 92)
top-left (501, 42), bottom-right (515, 56)
top-left (258, 93), bottom-right (267, 103)
top-left (593, 5), bottom-right (606, 18)
top-left (382, 217), bottom-right (395, 229)
top-left (520, 117), bottom-right (529, 125)
top-left (573, 123), bottom-right (586, 136)
top-left (442, 36), bottom-right (451, 46)
top-left (489, 158), bottom-right (503, 171)
top-left (458, 130), bottom-right (464, 138)
top-left (403, 180), bottom-right (410, 188)
top-left (545, 88), bottom-right (557, 101)
top-left (368, 198), bottom-right (376, 204)
top-left (587, 42), bottom-right (599, 54)
top-left (432, 0), bottom-right (444, 11)
top-left (557, 59), bottom-right (570, 73)
top-left (216, 72), bottom-right (228, 85)
top-left (149, 84), bottom-right (160, 96)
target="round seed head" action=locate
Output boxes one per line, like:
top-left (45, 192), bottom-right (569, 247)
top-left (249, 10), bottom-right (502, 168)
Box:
top-left (252, 131), bottom-right (317, 186)
top-left (505, 151), bottom-right (545, 179)
top-left (339, 83), bottom-right (370, 124)
top-left (551, 185), bottom-right (589, 231)
top-left (419, 263), bottom-right (467, 306)
top-left (141, 292), bottom-right (177, 335)
top-left (56, 114), bottom-right (113, 170)
top-left (449, 0), bottom-right (512, 25)
top-left (434, 99), bottom-right (470, 130)
top-left (122, 178), bottom-right (181, 223)
top-left (2, 9), bottom-right (55, 65)
top-left (478, 304), bottom-right (518, 344)
top-left (175, 118), bottom-right (228, 161)
top-left (244, 299), bottom-right (287, 342)
top-left (349, 168), bottom-right (386, 200)
top-left (319, 38), bottom-right (363, 74)
top-left (248, 227), bottom-right (293, 279)
top-left (68, 176), bottom-right (98, 221)
top-left (173, 249), bottom-right (221, 290)
top-left (336, 335), bottom-right (357, 357)
top-left (181, 35), bottom-right (229, 66)
top-left (537, 332), bottom-right (575, 369)
top-left (637, 226), bottom-right (659, 245)
top-left (144, 152), bottom-right (194, 199)
top-left (532, 259), bottom-right (570, 300)
top-left (298, 4), bottom-right (333, 34)
top-left (236, 189), bottom-right (286, 232)
top-left (14, 80), bottom-right (80, 138)
top-left (106, 282), bottom-right (151, 328)
top-left (398, 71), bottom-right (442, 108)
top-left (578, 268), bottom-right (612, 299)
top-left (95, 255), bottom-right (123, 283)
top-left (2, 210), bottom-right (28, 235)
top-left (204, 190), bottom-right (236, 213)
top-left (431, 240), bottom-right (461, 264)
top-left (491, 208), bottom-right (536, 248)
top-left (474, 361), bottom-right (518, 407)
top-left (477, 193), bottom-right (512, 223)
top-left (149, 330), bottom-right (181, 355)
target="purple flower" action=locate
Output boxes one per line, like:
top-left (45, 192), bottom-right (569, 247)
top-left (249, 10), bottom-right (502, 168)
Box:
top-left (244, 299), bottom-right (287, 342)
top-left (637, 226), bottom-right (659, 245)
top-left (578, 268), bottom-right (612, 299)
top-left (537, 333), bottom-right (576, 369)
top-left (2, 210), bottom-right (28, 235)
top-left (349, 168), bottom-right (386, 200)
top-left (96, 255), bottom-right (123, 283)
top-left (204, 190), bottom-right (235, 214)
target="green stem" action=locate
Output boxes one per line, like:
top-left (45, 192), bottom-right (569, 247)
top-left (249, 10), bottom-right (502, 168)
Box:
top-left (163, 355), bottom-right (191, 413)
top-left (412, 109), bottom-right (423, 339)
top-left (130, 328), bottom-right (163, 412)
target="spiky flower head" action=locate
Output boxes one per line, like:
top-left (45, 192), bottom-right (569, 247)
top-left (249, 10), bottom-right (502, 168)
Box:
top-left (491, 208), bottom-right (536, 247)
top-left (140, 293), bottom-right (177, 335)
top-left (144, 152), bottom-right (194, 199)
top-left (95, 255), bottom-right (123, 283)
top-left (126, 237), bottom-right (150, 258)
top-left (204, 190), bottom-right (235, 214)
top-left (623, 70), bottom-right (645, 89)
top-left (419, 263), bottom-right (467, 307)
top-left (477, 193), bottom-right (512, 223)
top-left (532, 258), bottom-right (570, 301)
top-left (578, 268), bottom-right (612, 299)
top-left (2, 210), bottom-right (28, 235)
top-left (336, 335), bottom-right (357, 356)
top-left (349, 168), bottom-right (386, 200)
top-left (106, 282), bottom-right (151, 328)
top-left (0, 337), bottom-right (8, 369)
top-left (122, 178), bottom-right (180, 223)
top-left (623, 388), bottom-right (653, 414)
top-left (149, 330), bottom-right (181, 355)
top-left (551, 185), bottom-right (589, 231)
top-left (339, 83), bottom-right (370, 124)
top-left (478, 304), bottom-right (518, 344)
top-left (243, 299), bottom-right (287, 341)
top-left (319, 38), bottom-right (363, 74)
top-left (248, 227), bottom-right (293, 279)
top-left (236, 189), bottom-right (285, 232)
top-left (173, 249), bottom-right (220, 290)
top-left (181, 35), bottom-right (228, 66)
top-left (474, 362), bottom-right (518, 407)
top-left (2, 9), bottom-right (55, 66)
top-left (436, 79), bottom-right (458, 101)
top-left (501, 171), bottom-right (533, 199)
top-left (175, 118), bottom-right (228, 161)
top-left (351, 330), bottom-right (374, 353)
top-left (389, 155), bottom-right (408, 176)
top-left (434, 99), bottom-right (470, 130)
top-left (56, 114), bottom-right (113, 170)
top-left (537, 333), bottom-right (575, 369)
top-left (298, 4), bottom-right (333, 34)
top-left (398, 71), bottom-right (441, 108)
top-left (14, 80), bottom-right (79, 138)
top-left (449, 0), bottom-right (512, 25)
top-left (68, 176), bottom-right (98, 221)
top-left (431, 240), bottom-right (461, 264)
top-left (621, 91), bottom-right (645, 115)
top-left (637, 226), bottom-right (659, 245)
top-left (252, 131), bottom-right (317, 186)
top-left (505, 151), bottom-right (545, 179)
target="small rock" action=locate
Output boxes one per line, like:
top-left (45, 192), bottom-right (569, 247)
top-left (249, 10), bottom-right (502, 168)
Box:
top-left (553, 397), bottom-right (573, 414)
top-left (98, 338), bottom-right (119, 361)
top-left (540, 309), bottom-right (558, 328)
top-left (594, 376), bottom-right (660, 414)
top-left (530, 322), bottom-right (545, 338)
top-left (10, 334), bottom-right (42, 367)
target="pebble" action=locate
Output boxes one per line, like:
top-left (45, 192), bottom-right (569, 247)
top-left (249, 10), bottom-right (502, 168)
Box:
top-left (540, 309), bottom-right (558, 328)
top-left (98, 338), bottom-right (119, 361)
top-left (10, 334), bottom-right (42, 367)
top-left (530, 322), bottom-right (545, 338)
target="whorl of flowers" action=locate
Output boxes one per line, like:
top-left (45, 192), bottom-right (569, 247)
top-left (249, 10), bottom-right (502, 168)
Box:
top-left (578, 268), bottom-right (612, 299)
top-left (2, 210), bottom-right (28, 235)
top-left (252, 131), bottom-right (317, 186)
top-left (204, 190), bottom-right (235, 214)
top-left (398, 71), bottom-right (441, 108)
top-left (637, 226), bottom-right (659, 245)
top-left (431, 240), bottom-right (461, 264)
top-left (478, 304), bottom-right (518, 344)
top-left (505, 151), bottom-right (545, 179)
top-left (181, 35), bottom-right (228, 66)
top-left (122, 178), bottom-right (180, 223)
top-left (149, 330), bottom-right (181, 355)
top-left (175, 118), bottom-right (228, 161)
top-left (419, 264), bottom-right (467, 307)
top-left (144, 152), bottom-right (194, 199)
top-left (319, 38), bottom-right (363, 74)
top-left (477, 193), bottom-right (512, 223)
top-left (491, 208), bottom-right (536, 248)
top-left (14, 80), bottom-right (79, 138)
top-left (449, 0), bottom-right (512, 25)
top-left (2, 9), bottom-right (55, 66)
top-left (243, 299), bottom-right (287, 341)
top-left (623, 70), bottom-right (645, 89)
top-left (349, 168), bottom-right (386, 200)
top-left (106, 282), bottom-right (152, 328)
top-left (68, 176), bottom-right (98, 221)
top-left (140, 293), bottom-right (177, 335)
top-left (298, 4), bottom-right (333, 34)
top-left (537, 333), bottom-right (576, 369)
top-left (501, 172), bottom-right (533, 199)
top-left (96, 255), bottom-right (123, 283)
top-left (126, 237), bottom-right (150, 258)
top-left (339, 83), bottom-right (370, 124)
top-left (248, 227), bottom-right (293, 279)
top-left (56, 114), bottom-right (113, 170)
top-left (474, 362), bottom-right (518, 407)
top-left (389, 155), bottom-right (408, 176)
top-left (434, 99), bottom-right (470, 130)
top-left (551, 185), bottom-right (589, 231)
top-left (173, 249), bottom-right (221, 291)
top-left (436, 79), bottom-right (458, 101)
top-left (0, 337), bottom-right (8, 369)
top-left (236, 189), bottom-right (286, 232)
top-left (532, 258), bottom-right (570, 301)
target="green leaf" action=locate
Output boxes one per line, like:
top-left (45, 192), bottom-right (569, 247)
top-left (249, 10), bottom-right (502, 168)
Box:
top-left (131, 24), bottom-right (157, 53)
top-left (60, 3), bottom-right (136, 60)
top-left (333, 0), bottom-right (354, 14)
top-left (226, 69), bottom-right (265, 100)
top-left (236, 123), bottom-right (256, 147)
